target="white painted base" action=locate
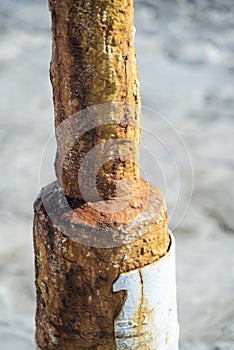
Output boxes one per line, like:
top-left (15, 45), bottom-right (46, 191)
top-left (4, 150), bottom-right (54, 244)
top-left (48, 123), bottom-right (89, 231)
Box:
top-left (113, 232), bottom-right (179, 350)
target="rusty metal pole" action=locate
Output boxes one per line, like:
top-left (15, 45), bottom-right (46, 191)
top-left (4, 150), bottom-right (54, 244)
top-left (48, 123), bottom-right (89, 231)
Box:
top-left (33, 1), bottom-right (179, 349)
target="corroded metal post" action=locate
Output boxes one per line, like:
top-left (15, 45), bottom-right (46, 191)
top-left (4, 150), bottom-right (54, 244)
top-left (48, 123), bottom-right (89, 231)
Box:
top-left (33, 1), bottom-right (179, 349)
top-left (50, 0), bottom-right (141, 200)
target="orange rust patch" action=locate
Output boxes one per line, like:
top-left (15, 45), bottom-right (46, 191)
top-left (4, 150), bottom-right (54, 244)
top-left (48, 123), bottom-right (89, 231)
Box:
top-left (33, 179), bottom-right (169, 349)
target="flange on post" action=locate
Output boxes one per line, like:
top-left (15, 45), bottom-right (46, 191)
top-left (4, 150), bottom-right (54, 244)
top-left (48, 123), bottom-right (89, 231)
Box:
top-left (33, 1), bottom-right (179, 349)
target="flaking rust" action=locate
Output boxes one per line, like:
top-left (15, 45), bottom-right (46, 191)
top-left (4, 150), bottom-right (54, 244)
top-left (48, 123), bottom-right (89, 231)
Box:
top-left (49, 0), bottom-right (141, 199)
top-left (33, 181), bottom-right (170, 349)
top-left (33, 1), bottom-right (178, 349)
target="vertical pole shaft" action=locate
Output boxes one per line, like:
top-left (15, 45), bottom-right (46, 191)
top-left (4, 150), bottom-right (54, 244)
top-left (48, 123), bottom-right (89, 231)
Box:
top-left (33, 1), bottom-right (179, 349)
top-left (49, 0), bottom-right (141, 200)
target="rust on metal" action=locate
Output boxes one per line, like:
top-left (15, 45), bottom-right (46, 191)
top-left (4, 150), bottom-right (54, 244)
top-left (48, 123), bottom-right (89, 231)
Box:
top-left (33, 0), bottom-right (172, 349)
top-left (33, 180), bottom-right (169, 349)
top-left (49, 0), bottom-right (141, 199)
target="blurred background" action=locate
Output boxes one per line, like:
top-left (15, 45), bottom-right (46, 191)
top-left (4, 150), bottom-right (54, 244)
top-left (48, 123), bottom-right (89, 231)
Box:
top-left (0, 0), bottom-right (233, 349)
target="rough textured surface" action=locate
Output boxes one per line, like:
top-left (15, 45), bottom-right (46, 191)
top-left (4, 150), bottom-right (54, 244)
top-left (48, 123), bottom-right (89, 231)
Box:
top-left (33, 180), bottom-right (169, 349)
top-left (1, 1), bottom-right (234, 349)
top-left (49, 0), bottom-right (142, 199)
top-left (33, 1), bottom-right (172, 349)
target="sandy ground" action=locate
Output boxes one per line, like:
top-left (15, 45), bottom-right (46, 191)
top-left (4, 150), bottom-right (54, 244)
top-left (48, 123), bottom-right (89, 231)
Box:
top-left (0, 0), bottom-right (234, 349)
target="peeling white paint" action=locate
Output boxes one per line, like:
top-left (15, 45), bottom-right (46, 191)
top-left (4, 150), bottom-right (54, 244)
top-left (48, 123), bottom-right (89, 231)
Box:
top-left (113, 232), bottom-right (179, 349)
